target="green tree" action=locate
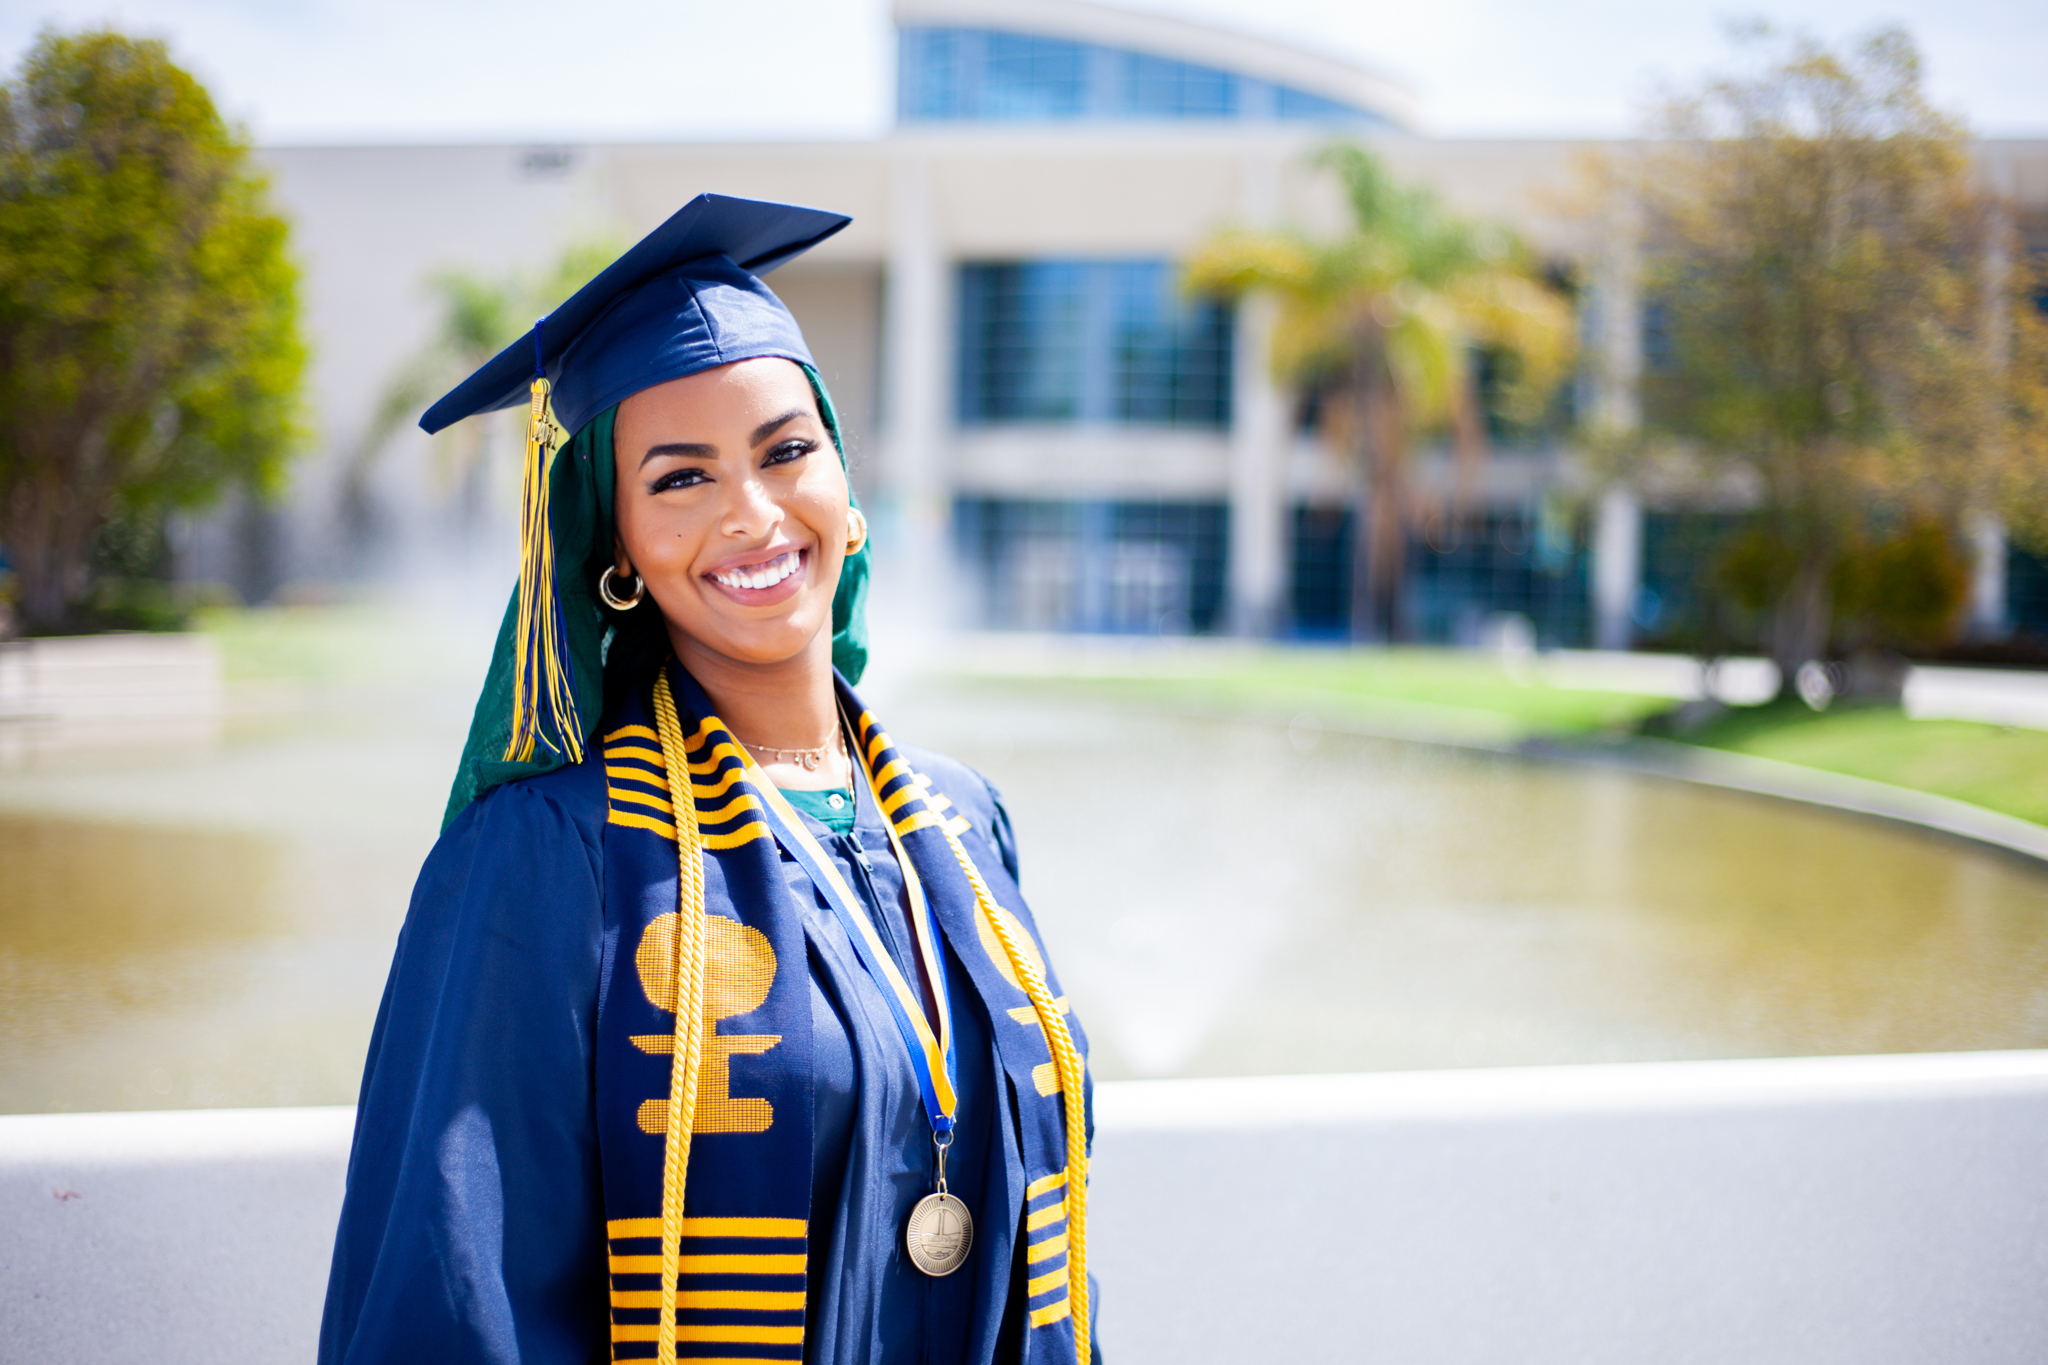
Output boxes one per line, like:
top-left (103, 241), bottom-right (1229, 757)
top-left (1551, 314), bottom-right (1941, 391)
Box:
top-left (1186, 145), bottom-right (1576, 639)
top-left (0, 29), bottom-right (306, 633)
top-left (1625, 26), bottom-right (2048, 692)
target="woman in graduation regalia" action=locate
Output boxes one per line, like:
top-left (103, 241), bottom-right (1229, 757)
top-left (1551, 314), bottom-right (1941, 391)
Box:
top-left (320, 195), bottom-right (1100, 1365)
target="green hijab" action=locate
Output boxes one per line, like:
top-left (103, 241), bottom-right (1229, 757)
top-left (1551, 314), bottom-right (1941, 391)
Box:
top-left (442, 364), bottom-right (869, 826)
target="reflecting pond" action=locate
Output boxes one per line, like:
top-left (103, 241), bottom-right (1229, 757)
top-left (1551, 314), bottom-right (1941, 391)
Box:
top-left (6, 670), bottom-right (2048, 1113)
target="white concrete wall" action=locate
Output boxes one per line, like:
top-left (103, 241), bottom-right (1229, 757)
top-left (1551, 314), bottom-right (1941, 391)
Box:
top-left (5, 1052), bottom-right (2045, 1364)
top-left (1591, 490), bottom-right (1642, 651)
top-left (0, 1106), bottom-right (352, 1363)
top-left (770, 264), bottom-right (887, 492)
top-left (0, 633), bottom-right (223, 761)
top-left (1095, 1052), bottom-right (2048, 1365)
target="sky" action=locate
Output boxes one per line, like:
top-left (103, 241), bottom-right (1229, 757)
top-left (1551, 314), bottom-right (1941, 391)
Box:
top-left (1, 0), bottom-right (2043, 144)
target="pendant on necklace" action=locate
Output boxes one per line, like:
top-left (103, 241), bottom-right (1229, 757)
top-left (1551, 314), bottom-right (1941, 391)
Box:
top-left (800, 752), bottom-right (818, 770)
top-left (905, 1190), bottom-right (973, 1276)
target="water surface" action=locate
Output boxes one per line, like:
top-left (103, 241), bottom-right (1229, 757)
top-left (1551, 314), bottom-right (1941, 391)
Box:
top-left (5, 674), bottom-right (2047, 1112)
top-left (917, 689), bottom-right (2048, 1079)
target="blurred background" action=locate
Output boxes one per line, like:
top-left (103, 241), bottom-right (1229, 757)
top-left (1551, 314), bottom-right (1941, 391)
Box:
top-left (5, 0), bottom-right (2048, 1115)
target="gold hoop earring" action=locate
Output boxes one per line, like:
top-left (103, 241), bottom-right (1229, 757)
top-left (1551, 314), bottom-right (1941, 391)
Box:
top-left (599, 565), bottom-right (645, 611)
top-left (844, 506), bottom-right (868, 555)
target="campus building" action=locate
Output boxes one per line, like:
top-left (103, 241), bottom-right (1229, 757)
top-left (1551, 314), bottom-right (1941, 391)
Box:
top-left (211, 0), bottom-right (2048, 647)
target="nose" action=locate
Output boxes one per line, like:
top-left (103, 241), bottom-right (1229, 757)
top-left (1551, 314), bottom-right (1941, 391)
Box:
top-left (717, 472), bottom-right (783, 541)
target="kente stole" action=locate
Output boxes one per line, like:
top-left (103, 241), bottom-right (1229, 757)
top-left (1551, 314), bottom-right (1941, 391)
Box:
top-left (596, 661), bottom-right (1093, 1365)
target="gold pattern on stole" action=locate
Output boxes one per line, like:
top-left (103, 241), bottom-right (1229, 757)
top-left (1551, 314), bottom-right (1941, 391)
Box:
top-left (975, 902), bottom-right (1070, 1096)
top-left (631, 912), bottom-right (782, 1134)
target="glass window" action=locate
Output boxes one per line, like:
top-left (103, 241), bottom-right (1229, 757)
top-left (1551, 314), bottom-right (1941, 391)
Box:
top-left (2006, 543), bottom-right (2048, 639)
top-left (899, 28), bottom-right (969, 120)
top-left (900, 26), bottom-right (1387, 126)
top-left (1120, 52), bottom-right (1237, 118)
top-left (1402, 508), bottom-right (1590, 647)
top-left (957, 262), bottom-right (1089, 422)
top-left (954, 497), bottom-right (1230, 633)
top-left (1106, 262), bottom-right (1232, 424)
top-left (1274, 84), bottom-right (1370, 122)
top-left (1641, 298), bottom-right (1677, 373)
top-left (957, 260), bottom-right (1233, 429)
top-left (982, 33), bottom-right (1089, 119)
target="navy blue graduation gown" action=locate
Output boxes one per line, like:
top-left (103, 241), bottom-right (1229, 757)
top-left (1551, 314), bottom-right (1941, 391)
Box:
top-left (318, 745), bottom-right (1087, 1365)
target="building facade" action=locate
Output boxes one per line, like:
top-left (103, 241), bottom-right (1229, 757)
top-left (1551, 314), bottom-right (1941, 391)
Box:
top-left (207, 0), bottom-right (2048, 648)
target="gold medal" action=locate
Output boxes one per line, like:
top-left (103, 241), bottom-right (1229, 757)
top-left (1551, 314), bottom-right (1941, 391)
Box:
top-left (906, 1191), bottom-right (974, 1276)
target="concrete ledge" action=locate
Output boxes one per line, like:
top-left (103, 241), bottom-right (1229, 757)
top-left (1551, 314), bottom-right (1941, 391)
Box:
top-left (1095, 1047), bottom-right (2048, 1129)
top-left (1093, 1051), bottom-right (2048, 1365)
top-left (1, 1106), bottom-right (352, 1362)
top-left (5, 1054), bottom-right (2046, 1363)
top-left (1906, 663), bottom-right (2048, 730)
top-left (1524, 734), bottom-right (2048, 869)
top-left (0, 1104), bottom-right (356, 1166)
top-left (0, 632), bottom-right (222, 760)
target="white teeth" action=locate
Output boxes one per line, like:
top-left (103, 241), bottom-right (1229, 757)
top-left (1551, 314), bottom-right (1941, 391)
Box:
top-left (714, 551), bottom-right (799, 591)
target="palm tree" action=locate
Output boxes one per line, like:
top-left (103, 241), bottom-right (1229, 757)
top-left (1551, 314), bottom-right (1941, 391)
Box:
top-left (1186, 145), bottom-right (1575, 640)
top-left (346, 240), bottom-right (618, 542)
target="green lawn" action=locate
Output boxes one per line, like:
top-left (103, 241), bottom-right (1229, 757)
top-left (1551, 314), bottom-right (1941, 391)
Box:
top-left (1681, 699), bottom-right (2048, 827)
top-left (953, 643), bottom-right (2048, 828)
top-left (194, 603), bottom-right (492, 689)
top-left (952, 645), bottom-right (1671, 743)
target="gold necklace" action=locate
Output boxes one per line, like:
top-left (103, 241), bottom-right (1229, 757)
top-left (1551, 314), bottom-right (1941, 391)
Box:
top-left (738, 727), bottom-right (846, 773)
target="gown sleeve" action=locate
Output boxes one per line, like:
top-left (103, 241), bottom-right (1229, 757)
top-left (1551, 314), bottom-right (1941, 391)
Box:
top-left (984, 778), bottom-right (1024, 889)
top-left (319, 766), bottom-right (610, 1365)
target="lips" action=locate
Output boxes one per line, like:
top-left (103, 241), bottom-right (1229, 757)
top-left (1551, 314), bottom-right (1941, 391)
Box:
top-left (709, 549), bottom-right (801, 592)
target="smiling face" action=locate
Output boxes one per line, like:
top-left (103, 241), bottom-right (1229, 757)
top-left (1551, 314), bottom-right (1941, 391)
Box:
top-left (612, 358), bottom-right (848, 676)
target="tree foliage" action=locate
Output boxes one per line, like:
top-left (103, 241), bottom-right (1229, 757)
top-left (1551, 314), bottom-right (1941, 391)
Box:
top-left (0, 29), bottom-right (305, 633)
top-left (1626, 25), bottom-right (2048, 684)
top-left (1718, 515), bottom-right (1970, 657)
top-left (1186, 145), bottom-right (1576, 639)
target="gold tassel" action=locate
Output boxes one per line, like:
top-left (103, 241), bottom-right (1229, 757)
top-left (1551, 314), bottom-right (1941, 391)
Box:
top-left (504, 376), bottom-right (584, 765)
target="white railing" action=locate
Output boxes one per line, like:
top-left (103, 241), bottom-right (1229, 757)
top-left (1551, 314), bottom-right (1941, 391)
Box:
top-left (4, 1051), bottom-right (2045, 1363)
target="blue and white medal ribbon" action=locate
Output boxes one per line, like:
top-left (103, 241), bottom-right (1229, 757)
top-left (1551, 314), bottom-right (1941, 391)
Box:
top-left (741, 718), bottom-right (975, 1276)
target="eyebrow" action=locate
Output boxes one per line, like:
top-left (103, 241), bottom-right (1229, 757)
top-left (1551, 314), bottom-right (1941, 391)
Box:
top-left (749, 407), bottom-right (810, 446)
top-left (640, 441), bottom-right (713, 466)
top-left (637, 408), bottom-right (814, 468)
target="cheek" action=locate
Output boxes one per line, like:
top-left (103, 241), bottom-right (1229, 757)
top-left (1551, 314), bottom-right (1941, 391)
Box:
top-left (618, 495), bottom-right (704, 582)
top-left (793, 465), bottom-right (851, 538)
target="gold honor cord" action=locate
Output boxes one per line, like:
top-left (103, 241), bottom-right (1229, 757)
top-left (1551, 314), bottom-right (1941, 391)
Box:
top-left (650, 675), bottom-right (707, 1365)
top-left (938, 825), bottom-right (1091, 1365)
top-left (844, 714), bottom-right (1091, 1365)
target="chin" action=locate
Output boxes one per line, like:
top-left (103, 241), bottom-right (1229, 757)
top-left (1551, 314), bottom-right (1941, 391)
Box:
top-left (692, 611), bottom-right (830, 669)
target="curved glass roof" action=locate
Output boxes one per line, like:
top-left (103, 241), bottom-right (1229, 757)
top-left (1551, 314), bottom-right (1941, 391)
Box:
top-left (899, 27), bottom-right (1396, 127)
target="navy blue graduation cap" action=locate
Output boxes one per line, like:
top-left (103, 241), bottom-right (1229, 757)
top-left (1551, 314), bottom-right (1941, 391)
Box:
top-left (422, 193), bottom-right (852, 775)
top-left (421, 192), bottom-right (851, 436)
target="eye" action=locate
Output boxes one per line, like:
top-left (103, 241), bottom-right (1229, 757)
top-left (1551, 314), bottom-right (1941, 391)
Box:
top-left (649, 466), bottom-right (708, 493)
top-left (764, 438), bottom-right (818, 467)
